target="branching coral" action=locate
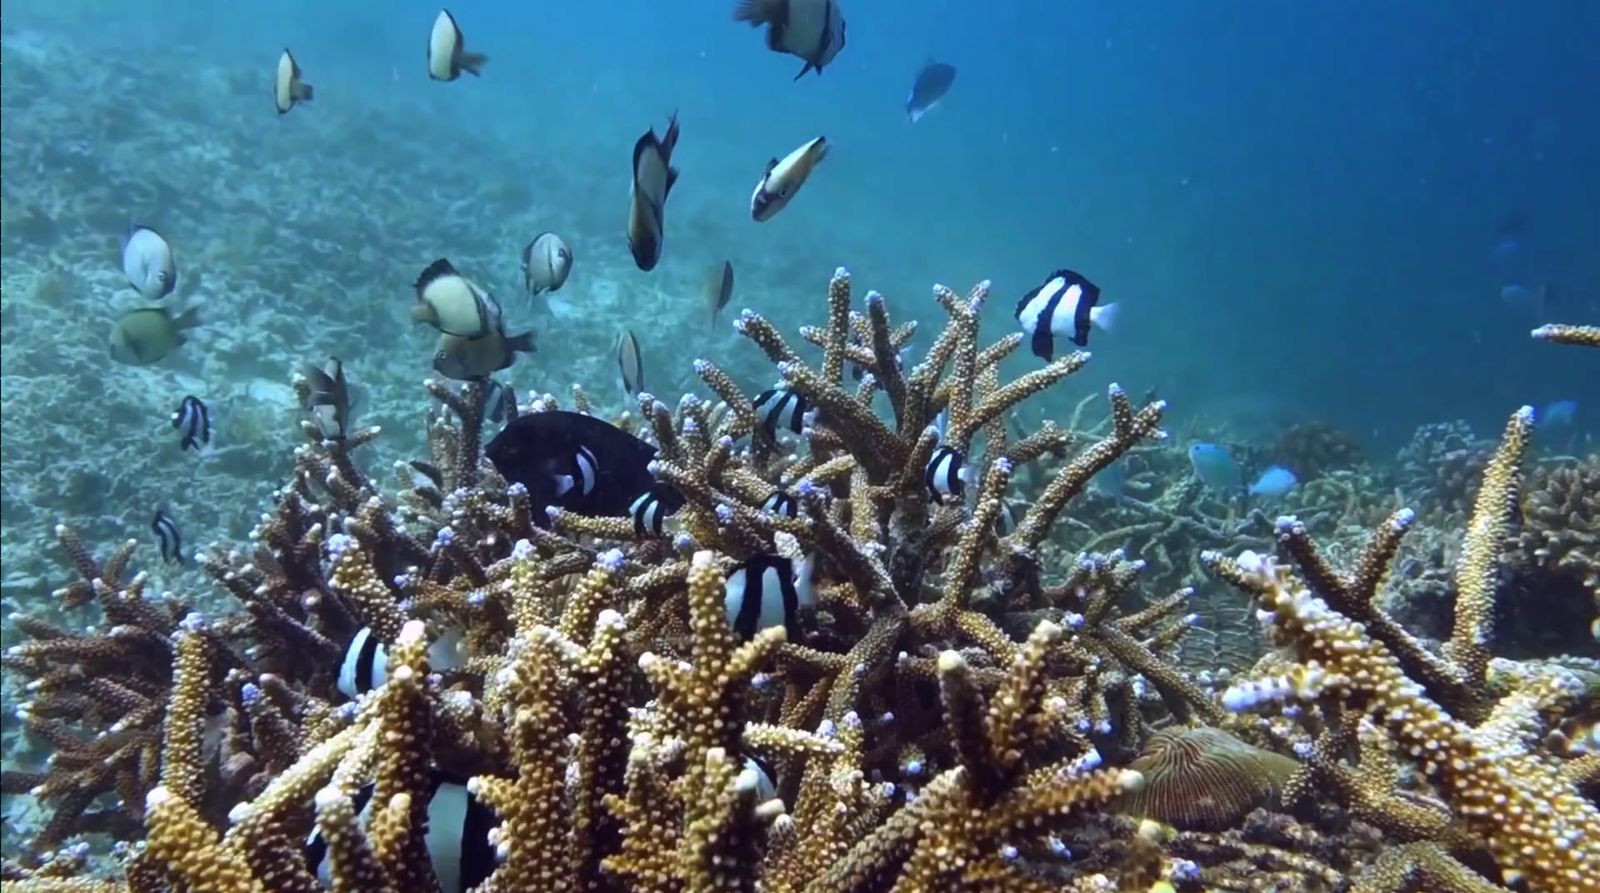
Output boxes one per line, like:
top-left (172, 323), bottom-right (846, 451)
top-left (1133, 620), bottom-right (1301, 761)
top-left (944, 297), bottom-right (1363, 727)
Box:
top-left (2, 272), bottom-right (1595, 893)
top-left (1207, 406), bottom-right (1600, 892)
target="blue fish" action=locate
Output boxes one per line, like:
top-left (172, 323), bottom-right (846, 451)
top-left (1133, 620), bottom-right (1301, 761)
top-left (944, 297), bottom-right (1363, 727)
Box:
top-left (1247, 465), bottom-right (1298, 498)
top-left (1188, 443), bottom-right (1240, 493)
top-left (1541, 399), bottom-right (1578, 428)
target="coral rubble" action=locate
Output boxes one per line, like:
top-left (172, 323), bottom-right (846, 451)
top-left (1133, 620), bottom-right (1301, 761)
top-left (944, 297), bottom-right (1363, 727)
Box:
top-left (2, 275), bottom-right (1597, 893)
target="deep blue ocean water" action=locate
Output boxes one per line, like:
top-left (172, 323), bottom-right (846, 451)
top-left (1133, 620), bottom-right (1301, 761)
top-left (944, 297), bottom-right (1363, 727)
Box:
top-left (6, 0), bottom-right (1598, 449)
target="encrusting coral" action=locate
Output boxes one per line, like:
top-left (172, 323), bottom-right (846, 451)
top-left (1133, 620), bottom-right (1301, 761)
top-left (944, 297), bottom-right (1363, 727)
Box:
top-left (2, 274), bottom-right (1597, 893)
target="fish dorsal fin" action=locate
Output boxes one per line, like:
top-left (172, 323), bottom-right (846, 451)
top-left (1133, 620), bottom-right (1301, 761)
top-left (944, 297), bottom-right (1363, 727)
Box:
top-left (415, 258), bottom-right (458, 290)
top-left (764, 157), bottom-right (779, 174)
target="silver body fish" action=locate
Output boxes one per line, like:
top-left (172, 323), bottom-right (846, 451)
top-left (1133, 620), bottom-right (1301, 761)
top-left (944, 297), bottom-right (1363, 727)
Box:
top-left (751, 136), bottom-right (828, 221)
top-left (122, 224), bottom-right (176, 300)
top-left (707, 260), bottom-right (735, 326)
top-left (616, 329), bottom-right (644, 396)
top-left (522, 232), bottom-right (573, 296)
top-left (627, 114), bottom-right (680, 272)
top-left (274, 48), bottom-right (314, 114)
top-left (428, 9), bottom-right (488, 81)
top-left (733, 0), bottom-right (846, 80)
top-left (413, 258), bottom-right (500, 338)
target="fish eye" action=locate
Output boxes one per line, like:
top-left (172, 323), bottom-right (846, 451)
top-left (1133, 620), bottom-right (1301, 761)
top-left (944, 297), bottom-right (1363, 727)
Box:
top-left (779, 185), bottom-right (792, 198)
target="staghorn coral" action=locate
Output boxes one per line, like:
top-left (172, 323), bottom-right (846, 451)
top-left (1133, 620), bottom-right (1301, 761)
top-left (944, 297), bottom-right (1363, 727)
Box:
top-left (2, 271), bottom-right (1596, 893)
top-left (1208, 405), bottom-right (1600, 892)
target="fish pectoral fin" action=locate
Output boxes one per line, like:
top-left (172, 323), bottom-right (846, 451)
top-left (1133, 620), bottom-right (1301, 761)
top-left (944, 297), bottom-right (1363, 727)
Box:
top-left (506, 330), bottom-right (537, 354)
top-left (293, 81), bottom-right (314, 101)
top-left (459, 52), bottom-right (488, 76)
top-left (665, 165), bottom-right (680, 199)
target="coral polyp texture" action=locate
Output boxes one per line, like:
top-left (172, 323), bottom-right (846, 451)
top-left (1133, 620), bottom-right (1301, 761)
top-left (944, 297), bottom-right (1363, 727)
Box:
top-left (3, 272), bottom-right (1598, 893)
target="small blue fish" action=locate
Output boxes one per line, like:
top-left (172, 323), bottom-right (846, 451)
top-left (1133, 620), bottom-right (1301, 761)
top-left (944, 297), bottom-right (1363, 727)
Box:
top-left (1247, 465), bottom-right (1298, 498)
top-left (1188, 443), bottom-right (1240, 493)
top-left (1541, 400), bottom-right (1578, 427)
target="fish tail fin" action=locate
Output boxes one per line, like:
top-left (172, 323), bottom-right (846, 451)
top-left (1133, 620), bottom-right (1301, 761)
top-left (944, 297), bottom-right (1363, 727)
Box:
top-left (732, 0), bottom-right (778, 25)
top-left (459, 52), bottom-right (488, 76)
top-left (1090, 301), bottom-right (1119, 332)
top-left (294, 81), bottom-right (314, 102)
top-left (506, 330), bottom-right (537, 354)
top-left (172, 306), bottom-right (201, 331)
top-left (794, 62), bottom-right (816, 80)
top-left (663, 111), bottom-right (681, 156)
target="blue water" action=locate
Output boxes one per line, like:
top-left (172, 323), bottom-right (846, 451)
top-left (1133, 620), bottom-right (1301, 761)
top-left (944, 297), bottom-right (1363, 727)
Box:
top-left (6, 0), bottom-right (1598, 445)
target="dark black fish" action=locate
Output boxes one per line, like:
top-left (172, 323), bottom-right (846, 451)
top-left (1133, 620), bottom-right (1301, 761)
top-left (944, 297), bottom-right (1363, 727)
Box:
top-left (905, 60), bottom-right (956, 123)
top-left (305, 772), bottom-right (496, 893)
top-left (486, 411), bottom-right (661, 525)
top-left (152, 509), bottom-right (184, 564)
top-left (171, 395), bottom-right (211, 452)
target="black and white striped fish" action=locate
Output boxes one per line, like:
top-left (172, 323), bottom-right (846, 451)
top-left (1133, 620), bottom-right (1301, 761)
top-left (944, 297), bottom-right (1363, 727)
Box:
top-left (761, 490), bottom-right (798, 518)
top-left (1014, 269), bottom-right (1118, 361)
top-left (304, 357), bottom-right (352, 440)
top-left (151, 509), bottom-right (184, 564)
top-left (723, 552), bottom-right (816, 639)
top-left (628, 483), bottom-right (684, 538)
top-left (337, 626), bottom-right (466, 700)
top-left (171, 395), bottom-right (211, 452)
top-left (924, 445), bottom-right (972, 505)
top-left (306, 773), bottom-right (497, 893)
top-left (754, 387), bottom-right (809, 438)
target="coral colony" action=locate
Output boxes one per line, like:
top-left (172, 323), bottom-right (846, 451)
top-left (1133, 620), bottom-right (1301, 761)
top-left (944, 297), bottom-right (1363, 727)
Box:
top-left (2, 275), bottom-right (1598, 892)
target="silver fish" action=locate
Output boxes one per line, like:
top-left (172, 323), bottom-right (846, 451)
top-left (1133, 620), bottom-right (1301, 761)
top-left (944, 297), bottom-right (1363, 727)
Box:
top-left (732, 0), bottom-right (846, 80)
top-left (706, 260), bottom-right (734, 326)
top-left (274, 48), bottom-right (314, 114)
top-left (521, 232), bottom-right (573, 296)
top-left (627, 114), bottom-right (680, 272)
top-left (616, 329), bottom-right (644, 397)
top-left (428, 9), bottom-right (488, 81)
top-left (122, 224), bottom-right (176, 300)
top-left (751, 136), bottom-right (828, 221)
top-left (412, 258), bottom-right (500, 338)
top-left (109, 306), bottom-right (199, 365)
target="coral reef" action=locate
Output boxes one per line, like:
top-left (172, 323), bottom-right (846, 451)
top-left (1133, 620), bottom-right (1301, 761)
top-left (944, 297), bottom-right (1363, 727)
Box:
top-left (3, 273), bottom-right (1596, 893)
